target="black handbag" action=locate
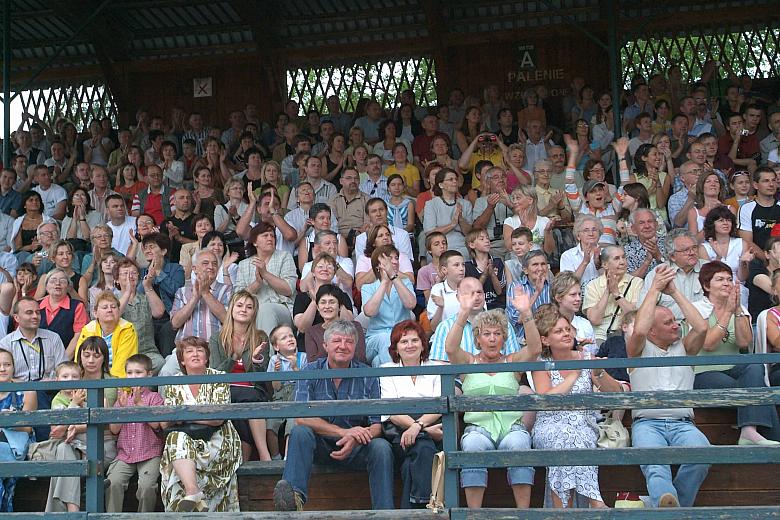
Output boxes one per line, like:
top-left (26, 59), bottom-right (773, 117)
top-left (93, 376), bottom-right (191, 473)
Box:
top-left (163, 423), bottom-right (219, 442)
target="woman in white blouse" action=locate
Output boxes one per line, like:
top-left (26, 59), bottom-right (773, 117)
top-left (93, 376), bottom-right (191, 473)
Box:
top-left (380, 320), bottom-right (442, 509)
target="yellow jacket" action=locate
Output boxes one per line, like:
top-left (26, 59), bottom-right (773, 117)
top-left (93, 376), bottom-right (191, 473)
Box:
top-left (75, 318), bottom-right (138, 378)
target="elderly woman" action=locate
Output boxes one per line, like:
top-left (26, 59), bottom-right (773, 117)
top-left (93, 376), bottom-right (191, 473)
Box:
top-left (235, 222), bottom-right (297, 333)
top-left (0, 348), bottom-right (37, 512)
top-left (305, 284), bottom-right (366, 363)
top-left (530, 304), bottom-right (622, 508)
top-left (209, 290), bottom-right (272, 461)
top-left (559, 215), bottom-right (602, 289)
top-left (361, 244), bottom-right (417, 367)
top-left (380, 320), bottom-right (442, 509)
top-left (114, 257), bottom-right (166, 374)
top-left (75, 291), bottom-right (138, 378)
top-left (38, 268), bottom-right (88, 359)
top-left (506, 250), bottom-right (552, 341)
top-left (80, 224), bottom-right (119, 281)
top-left (693, 261), bottom-right (780, 444)
top-left (444, 288), bottom-right (541, 509)
top-left (160, 336), bottom-right (242, 512)
top-left (423, 167), bottom-right (473, 256)
top-left (583, 245), bottom-right (643, 345)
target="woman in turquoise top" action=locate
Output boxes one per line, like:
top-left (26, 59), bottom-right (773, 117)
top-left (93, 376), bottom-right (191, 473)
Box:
top-left (444, 286), bottom-right (542, 509)
top-left (693, 261), bottom-right (780, 444)
top-left (361, 244), bottom-right (417, 367)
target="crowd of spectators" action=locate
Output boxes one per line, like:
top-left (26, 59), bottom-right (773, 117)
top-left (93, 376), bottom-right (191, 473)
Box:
top-left (1, 58), bottom-right (780, 513)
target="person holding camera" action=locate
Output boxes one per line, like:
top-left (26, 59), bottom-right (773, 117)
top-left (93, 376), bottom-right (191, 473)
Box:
top-left (458, 132), bottom-right (507, 192)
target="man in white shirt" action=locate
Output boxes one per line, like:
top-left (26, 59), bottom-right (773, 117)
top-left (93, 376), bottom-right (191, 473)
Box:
top-left (105, 194), bottom-right (137, 255)
top-left (354, 198), bottom-right (413, 260)
top-left (523, 120), bottom-right (553, 171)
top-left (31, 165), bottom-right (66, 220)
top-left (627, 264), bottom-right (710, 508)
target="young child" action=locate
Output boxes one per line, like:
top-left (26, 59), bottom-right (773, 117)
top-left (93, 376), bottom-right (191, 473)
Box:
top-left (266, 325), bottom-right (307, 459)
top-left (426, 250), bottom-right (467, 330)
top-left (46, 361), bottom-right (87, 512)
top-left (724, 170), bottom-right (754, 214)
top-left (106, 354), bottom-right (164, 513)
top-left (505, 227), bottom-right (534, 284)
top-left (416, 232), bottom-right (447, 300)
top-left (465, 227), bottom-right (507, 310)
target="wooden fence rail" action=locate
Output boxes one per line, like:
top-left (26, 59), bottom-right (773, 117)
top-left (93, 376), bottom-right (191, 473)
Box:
top-left (2, 353), bottom-right (780, 517)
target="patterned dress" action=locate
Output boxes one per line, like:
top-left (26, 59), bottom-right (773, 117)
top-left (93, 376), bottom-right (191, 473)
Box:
top-left (531, 356), bottom-right (603, 506)
top-left (160, 368), bottom-right (242, 512)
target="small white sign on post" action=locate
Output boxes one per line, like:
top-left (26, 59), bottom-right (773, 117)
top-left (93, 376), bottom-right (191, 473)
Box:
top-left (193, 77), bottom-right (212, 98)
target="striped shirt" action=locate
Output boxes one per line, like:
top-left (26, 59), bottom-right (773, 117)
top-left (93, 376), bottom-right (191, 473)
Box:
top-left (506, 279), bottom-right (551, 342)
top-left (171, 281), bottom-right (232, 341)
top-left (429, 314), bottom-right (521, 362)
top-left (0, 329), bottom-right (67, 381)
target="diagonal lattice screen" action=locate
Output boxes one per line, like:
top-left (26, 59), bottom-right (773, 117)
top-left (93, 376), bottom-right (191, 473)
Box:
top-left (287, 56), bottom-right (438, 114)
top-left (621, 25), bottom-right (779, 88)
top-left (17, 80), bottom-right (118, 132)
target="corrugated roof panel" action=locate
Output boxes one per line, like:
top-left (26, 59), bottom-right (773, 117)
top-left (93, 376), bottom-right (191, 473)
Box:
top-left (185, 5), bottom-right (208, 25)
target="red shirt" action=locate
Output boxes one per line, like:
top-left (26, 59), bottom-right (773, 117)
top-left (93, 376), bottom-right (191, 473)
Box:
top-left (718, 133), bottom-right (760, 161)
top-left (39, 296), bottom-right (88, 336)
top-left (115, 388), bottom-right (164, 464)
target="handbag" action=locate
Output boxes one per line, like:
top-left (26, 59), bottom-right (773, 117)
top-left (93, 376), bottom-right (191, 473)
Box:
top-left (597, 411), bottom-right (630, 448)
top-left (426, 451), bottom-right (445, 513)
top-left (163, 423), bottom-right (219, 442)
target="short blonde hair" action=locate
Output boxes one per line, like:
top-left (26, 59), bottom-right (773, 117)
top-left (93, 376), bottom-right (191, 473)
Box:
top-left (534, 304), bottom-right (570, 357)
top-left (222, 178), bottom-right (244, 199)
top-left (471, 309), bottom-right (509, 349)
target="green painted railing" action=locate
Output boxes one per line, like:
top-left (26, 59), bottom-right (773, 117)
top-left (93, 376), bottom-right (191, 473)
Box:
top-left (2, 353), bottom-right (780, 518)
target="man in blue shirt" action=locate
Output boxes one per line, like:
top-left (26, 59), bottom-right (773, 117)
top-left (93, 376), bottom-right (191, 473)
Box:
top-left (0, 169), bottom-right (22, 217)
top-left (274, 320), bottom-right (394, 511)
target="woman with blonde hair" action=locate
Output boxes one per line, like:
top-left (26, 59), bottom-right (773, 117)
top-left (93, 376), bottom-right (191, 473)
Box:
top-left (76, 290), bottom-right (138, 378)
top-left (530, 304), bottom-right (622, 508)
top-left (209, 290), bottom-right (272, 461)
top-left (261, 160), bottom-right (289, 209)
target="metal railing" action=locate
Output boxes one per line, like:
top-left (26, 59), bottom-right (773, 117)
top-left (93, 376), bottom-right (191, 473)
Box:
top-left (2, 353), bottom-right (780, 518)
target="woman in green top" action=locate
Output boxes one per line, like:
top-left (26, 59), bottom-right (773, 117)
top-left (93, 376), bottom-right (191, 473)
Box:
top-left (444, 281), bottom-right (541, 509)
top-left (693, 261), bottom-right (780, 445)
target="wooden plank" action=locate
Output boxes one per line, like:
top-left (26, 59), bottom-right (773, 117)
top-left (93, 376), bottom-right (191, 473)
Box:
top-left (90, 397), bottom-right (448, 424)
top-left (447, 446), bottom-right (780, 468)
top-left (0, 461), bottom-right (88, 478)
top-left (89, 512), bottom-right (448, 519)
top-left (452, 507), bottom-right (780, 519)
top-left (450, 388), bottom-right (780, 412)
top-left (0, 408), bottom-right (89, 428)
top-left (3, 514), bottom-right (84, 519)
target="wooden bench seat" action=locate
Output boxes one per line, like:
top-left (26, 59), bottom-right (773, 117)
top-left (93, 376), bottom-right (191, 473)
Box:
top-left (12, 408), bottom-right (780, 511)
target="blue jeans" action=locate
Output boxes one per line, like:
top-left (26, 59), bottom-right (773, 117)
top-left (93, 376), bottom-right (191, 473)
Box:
top-left (631, 418), bottom-right (710, 507)
top-left (459, 424), bottom-right (534, 488)
top-left (282, 424), bottom-right (395, 509)
top-left (694, 364), bottom-right (780, 438)
top-left (0, 443), bottom-right (18, 512)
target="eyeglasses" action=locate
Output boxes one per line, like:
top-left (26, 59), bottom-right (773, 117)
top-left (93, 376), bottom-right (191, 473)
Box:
top-left (674, 246), bottom-right (698, 254)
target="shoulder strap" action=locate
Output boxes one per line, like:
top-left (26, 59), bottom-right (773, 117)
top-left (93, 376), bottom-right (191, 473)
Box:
top-left (605, 278), bottom-right (633, 334)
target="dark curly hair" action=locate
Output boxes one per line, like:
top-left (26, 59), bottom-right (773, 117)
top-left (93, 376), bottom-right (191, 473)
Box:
top-left (702, 205), bottom-right (738, 242)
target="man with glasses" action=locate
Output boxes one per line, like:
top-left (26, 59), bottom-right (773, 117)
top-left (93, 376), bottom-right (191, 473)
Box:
top-left (668, 161), bottom-right (703, 228)
top-left (639, 229), bottom-right (704, 322)
top-left (359, 154), bottom-right (389, 201)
